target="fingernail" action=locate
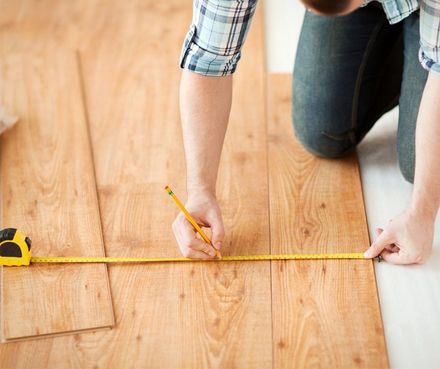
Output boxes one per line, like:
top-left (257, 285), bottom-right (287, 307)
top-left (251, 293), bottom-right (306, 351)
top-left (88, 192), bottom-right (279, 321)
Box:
top-left (364, 250), bottom-right (372, 258)
top-left (214, 242), bottom-right (222, 250)
top-left (208, 248), bottom-right (216, 257)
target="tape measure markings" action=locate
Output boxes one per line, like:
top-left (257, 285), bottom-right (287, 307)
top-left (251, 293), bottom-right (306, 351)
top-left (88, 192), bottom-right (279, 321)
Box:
top-left (30, 253), bottom-right (366, 264)
top-left (0, 228), bottom-right (368, 266)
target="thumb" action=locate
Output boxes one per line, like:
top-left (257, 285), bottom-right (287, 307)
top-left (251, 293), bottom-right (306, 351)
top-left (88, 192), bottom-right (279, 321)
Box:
top-left (208, 213), bottom-right (225, 250)
top-left (364, 229), bottom-right (393, 258)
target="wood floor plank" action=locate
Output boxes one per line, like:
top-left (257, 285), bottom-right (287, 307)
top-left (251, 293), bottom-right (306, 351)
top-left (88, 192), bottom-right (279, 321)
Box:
top-left (267, 74), bottom-right (389, 369)
top-left (0, 49), bottom-right (114, 342)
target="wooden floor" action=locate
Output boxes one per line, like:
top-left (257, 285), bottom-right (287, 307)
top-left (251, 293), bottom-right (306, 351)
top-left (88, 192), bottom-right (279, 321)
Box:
top-left (0, 48), bottom-right (114, 343)
top-left (0, 1), bottom-right (388, 368)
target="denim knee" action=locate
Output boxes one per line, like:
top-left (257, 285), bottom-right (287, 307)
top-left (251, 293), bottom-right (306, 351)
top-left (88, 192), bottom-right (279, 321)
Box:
top-left (292, 72), bottom-right (358, 158)
top-left (292, 101), bottom-right (357, 159)
top-left (294, 126), bottom-right (355, 158)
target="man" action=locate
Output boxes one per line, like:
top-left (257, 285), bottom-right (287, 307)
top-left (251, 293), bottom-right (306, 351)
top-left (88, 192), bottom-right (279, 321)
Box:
top-left (172, 0), bottom-right (440, 264)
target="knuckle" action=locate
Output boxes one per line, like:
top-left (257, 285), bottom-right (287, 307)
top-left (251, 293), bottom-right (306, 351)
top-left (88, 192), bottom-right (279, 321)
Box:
top-left (407, 252), bottom-right (424, 264)
top-left (372, 244), bottom-right (382, 252)
top-left (414, 254), bottom-right (426, 264)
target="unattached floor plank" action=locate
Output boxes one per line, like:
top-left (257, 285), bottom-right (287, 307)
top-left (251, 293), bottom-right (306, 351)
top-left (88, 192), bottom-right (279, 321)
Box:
top-left (0, 49), bottom-right (114, 342)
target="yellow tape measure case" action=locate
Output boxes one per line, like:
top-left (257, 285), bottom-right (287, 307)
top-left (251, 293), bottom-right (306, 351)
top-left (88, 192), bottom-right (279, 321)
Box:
top-left (0, 228), bottom-right (32, 266)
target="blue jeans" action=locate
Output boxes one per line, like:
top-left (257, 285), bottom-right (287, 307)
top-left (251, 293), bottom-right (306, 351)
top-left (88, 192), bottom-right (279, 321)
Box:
top-left (293, 3), bottom-right (428, 183)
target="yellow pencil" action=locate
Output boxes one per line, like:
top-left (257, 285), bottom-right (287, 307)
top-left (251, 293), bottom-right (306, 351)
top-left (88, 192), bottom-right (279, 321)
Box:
top-left (165, 185), bottom-right (221, 258)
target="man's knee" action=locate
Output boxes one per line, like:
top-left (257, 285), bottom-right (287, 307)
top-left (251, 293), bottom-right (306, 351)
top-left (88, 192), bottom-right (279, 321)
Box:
top-left (294, 127), bottom-right (354, 158)
top-left (292, 78), bottom-right (357, 159)
top-left (292, 102), bottom-right (357, 159)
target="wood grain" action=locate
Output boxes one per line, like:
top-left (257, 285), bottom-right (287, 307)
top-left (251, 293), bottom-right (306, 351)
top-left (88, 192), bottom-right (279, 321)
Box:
top-left (0, 0), bottom-right (271, 367)
top-left (79, 1), bottom-right (272, 367)
top-left (267, 74), bottom-right (388, 369)
top-left (0, 50), bottom-right (114, 341)
top-left (0, 2), bottom-right (390, 369)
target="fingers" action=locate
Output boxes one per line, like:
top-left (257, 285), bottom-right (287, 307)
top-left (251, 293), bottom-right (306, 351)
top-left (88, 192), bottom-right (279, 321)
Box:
top-left (380, 250), bottom-right (405, 264)
top-left (180, 246), bottom-right (213, 260)
top-left (172, 214), bottom-right (217, 259)
top-left (376, 228), bottom-right (399, 252)
top-left (384, 244), bottom-right (400, 252)
top-left (366, 212), bottom-right (433, 265)
top-left (381, 248), bottom-right (428, 264)
top-left (180, 221), bottom-right (217, 257)
top-left (370, 228), bottom-right (422, 264)
top-left (379, 250), bottom-right (400, 264)
top-left (364, 229), bottom-right (394, 258)
top-left (207, 211), bottom-right (225, 251)
top-left (380, 250), bottom-right (421, 265)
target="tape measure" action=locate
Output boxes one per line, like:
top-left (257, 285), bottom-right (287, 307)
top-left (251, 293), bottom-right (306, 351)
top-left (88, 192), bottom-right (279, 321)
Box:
top-left (0, 228), bottom-right (367, 267)
top-left (0, 228), bottom-right (32, 266)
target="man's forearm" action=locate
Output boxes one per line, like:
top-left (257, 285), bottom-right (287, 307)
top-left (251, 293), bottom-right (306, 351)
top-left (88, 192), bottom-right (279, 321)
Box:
top-left (364, 71), bottom-right (440, 263)
top-left (179, 70), bottom-right (232, 196)
top-left (410, 71), bottom-right (440, 218)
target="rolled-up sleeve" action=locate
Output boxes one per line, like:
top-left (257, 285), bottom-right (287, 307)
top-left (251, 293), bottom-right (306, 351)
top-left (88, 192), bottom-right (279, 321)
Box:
top-left (419, 0), bottom-right (440, 74)
top-left (180, 0), bottom-right (258, 76)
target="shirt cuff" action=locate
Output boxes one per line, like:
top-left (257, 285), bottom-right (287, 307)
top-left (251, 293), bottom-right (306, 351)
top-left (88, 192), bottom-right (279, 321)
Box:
top-left (179, 25), bottom-right (241, 77)
top-left (419, 48), bottom-right (440, 75)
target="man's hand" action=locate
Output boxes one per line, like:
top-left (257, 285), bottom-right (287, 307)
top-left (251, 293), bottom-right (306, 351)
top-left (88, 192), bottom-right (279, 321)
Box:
top-left (364, 208), bottom-right (436, 264)
top-left (172, 191), bottom-right (225, 259)
top-left (176, 71), bottom-right (231, 258)
top-left (364, 71), bottom-right (440, 265)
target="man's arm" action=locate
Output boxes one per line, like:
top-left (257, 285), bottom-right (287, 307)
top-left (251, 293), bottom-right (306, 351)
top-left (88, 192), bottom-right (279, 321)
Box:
top-left (172, 72), bottom-right (231, 259)
top-left (173, 0), bottom-right (258, 258)
top-left (364, 71), bottom-right (440, 263)
top-left (409, 72), bottom-right (440, 220)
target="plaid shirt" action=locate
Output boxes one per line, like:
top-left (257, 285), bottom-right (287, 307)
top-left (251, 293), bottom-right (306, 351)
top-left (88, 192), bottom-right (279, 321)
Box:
top-left (179, 0), bottom-right (440, 76)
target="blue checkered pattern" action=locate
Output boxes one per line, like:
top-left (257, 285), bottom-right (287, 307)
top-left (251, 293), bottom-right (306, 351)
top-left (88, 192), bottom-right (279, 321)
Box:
top-left (179, 0), bottom-right (257, 76)
top-left (180, 0), bottom-right (440, 76)
top-left (418, 0), bottom-right (440, 74)
top-left (374, 0), bottom-right (419, 23)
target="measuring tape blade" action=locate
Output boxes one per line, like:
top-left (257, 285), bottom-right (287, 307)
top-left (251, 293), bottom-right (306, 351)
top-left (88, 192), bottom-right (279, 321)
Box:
top-left (0, 228), bottom-right (368, 266)
top-left (29, 253), bottom-right (366, 264)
